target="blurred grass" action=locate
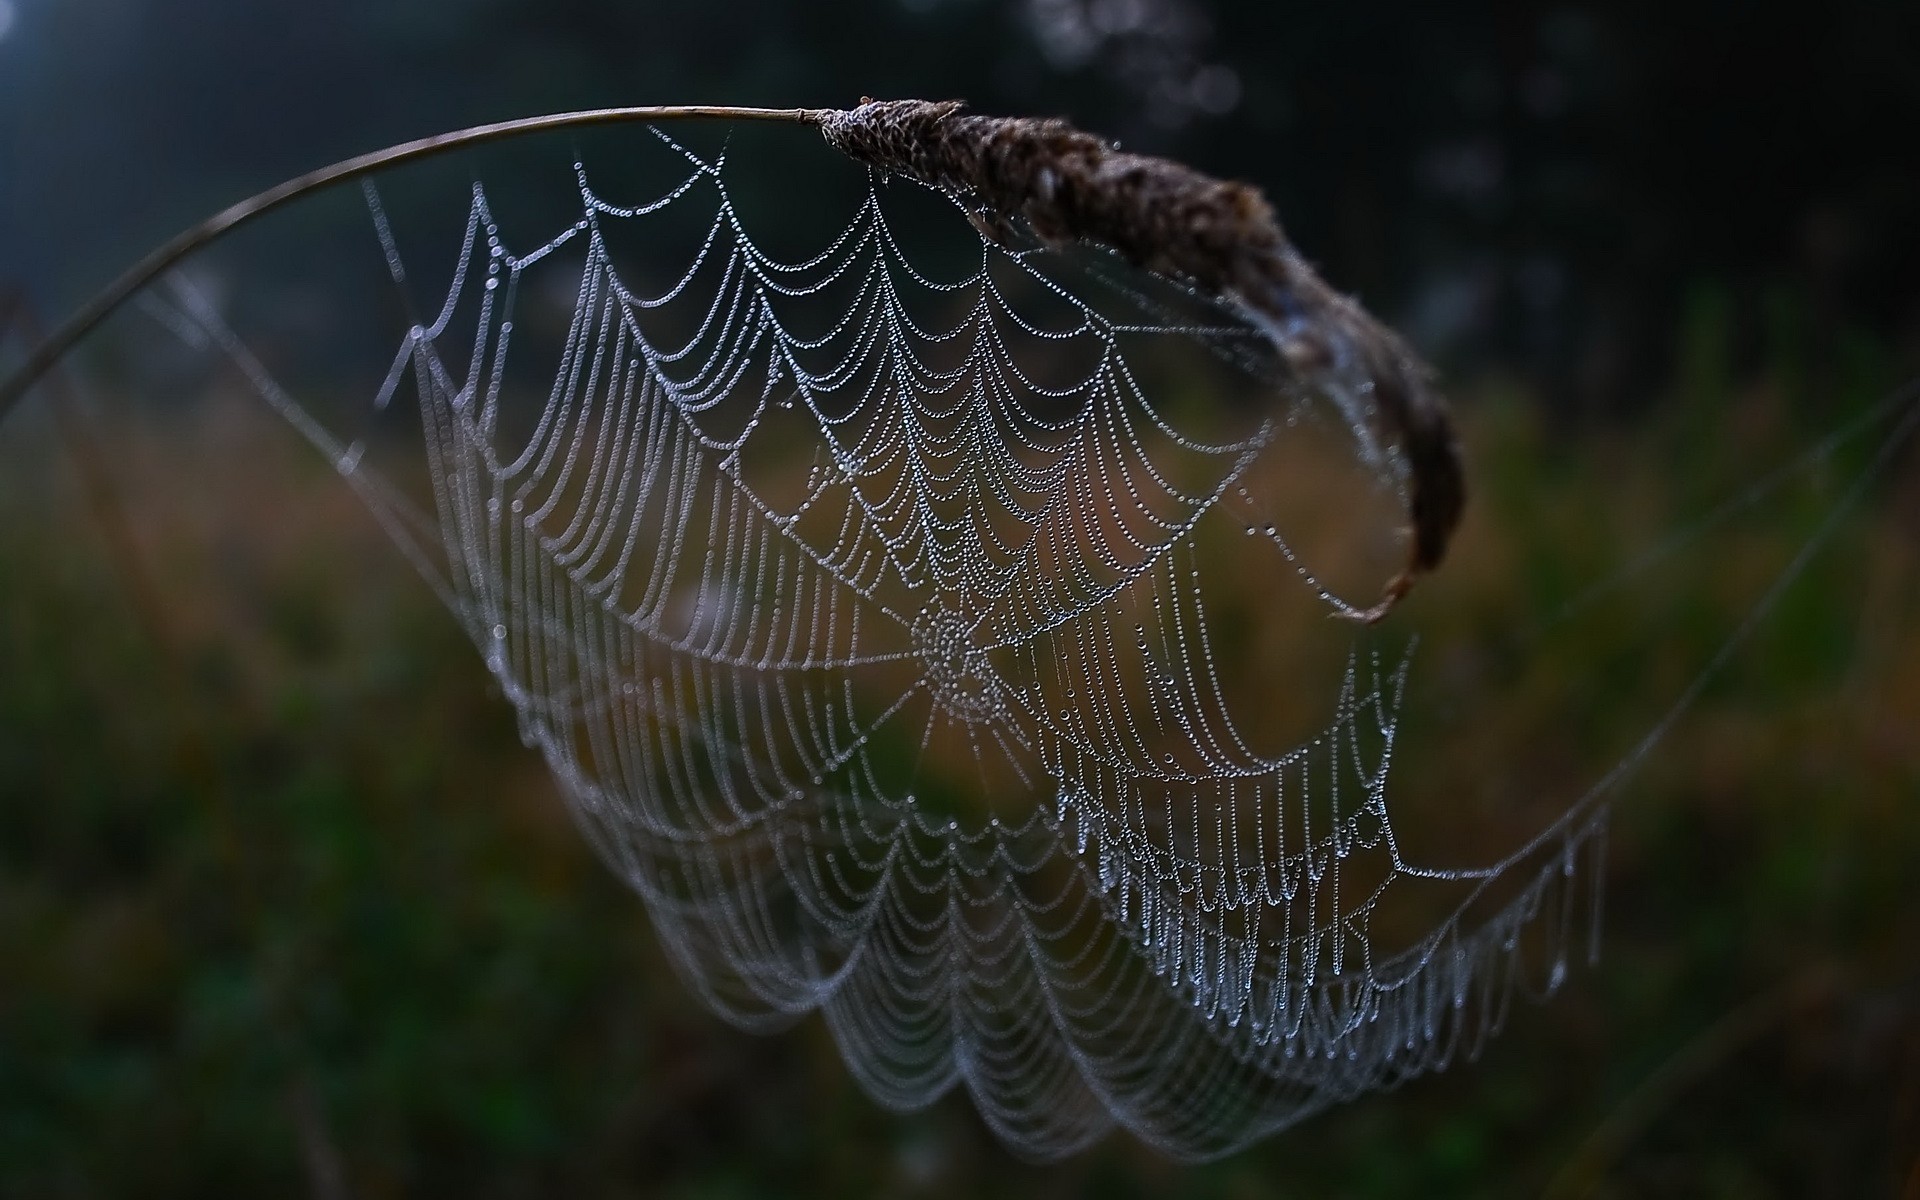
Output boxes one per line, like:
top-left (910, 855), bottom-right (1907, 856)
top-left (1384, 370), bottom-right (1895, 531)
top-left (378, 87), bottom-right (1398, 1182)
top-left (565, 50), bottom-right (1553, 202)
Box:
top-left (1, 332), bottom-right (1917, 1197)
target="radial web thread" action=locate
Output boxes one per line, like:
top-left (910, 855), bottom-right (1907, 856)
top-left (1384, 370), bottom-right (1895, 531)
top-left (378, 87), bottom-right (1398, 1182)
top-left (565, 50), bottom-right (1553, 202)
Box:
top-left (159, 128), bottom-right (1608, 1161)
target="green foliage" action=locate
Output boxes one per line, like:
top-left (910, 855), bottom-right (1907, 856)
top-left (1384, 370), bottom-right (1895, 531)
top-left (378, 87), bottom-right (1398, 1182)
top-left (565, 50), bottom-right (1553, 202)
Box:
top-left (1, 353), bottom-right (1915, 1196)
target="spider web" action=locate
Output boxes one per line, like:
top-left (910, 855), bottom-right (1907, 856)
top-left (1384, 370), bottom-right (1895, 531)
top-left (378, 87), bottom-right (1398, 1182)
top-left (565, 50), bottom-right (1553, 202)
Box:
top-left (144, 124), bottom-right (1622, 1161)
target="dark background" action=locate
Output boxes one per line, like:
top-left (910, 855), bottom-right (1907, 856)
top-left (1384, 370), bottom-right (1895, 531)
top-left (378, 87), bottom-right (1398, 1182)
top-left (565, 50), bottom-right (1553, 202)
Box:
top-left (5, 0), bottom-right (1919, 410)
top-left (2, 2), bottom-right (1918, 1197)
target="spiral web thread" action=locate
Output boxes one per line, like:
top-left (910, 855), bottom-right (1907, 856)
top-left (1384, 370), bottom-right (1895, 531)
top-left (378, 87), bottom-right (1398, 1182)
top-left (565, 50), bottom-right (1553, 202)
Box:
top-left (158, 126), bottom-right (1608, 1160)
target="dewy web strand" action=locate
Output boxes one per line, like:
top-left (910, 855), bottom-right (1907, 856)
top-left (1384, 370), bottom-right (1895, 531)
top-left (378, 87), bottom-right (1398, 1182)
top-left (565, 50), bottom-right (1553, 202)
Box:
top-left (22, 102), bottom-right (1901, 1162)
top-left (107, 114), bottom-right (1600, 1160)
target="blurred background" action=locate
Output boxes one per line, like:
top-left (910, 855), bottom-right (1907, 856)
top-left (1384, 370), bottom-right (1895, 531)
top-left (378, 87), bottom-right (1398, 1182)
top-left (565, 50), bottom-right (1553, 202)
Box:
top-left (2, 1), bottom-right (1918, 1196)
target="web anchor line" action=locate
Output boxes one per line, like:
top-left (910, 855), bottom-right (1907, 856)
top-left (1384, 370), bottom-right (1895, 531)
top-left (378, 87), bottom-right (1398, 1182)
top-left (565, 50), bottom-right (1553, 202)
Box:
top-left (5, 103), bottom-right (1691, 1162)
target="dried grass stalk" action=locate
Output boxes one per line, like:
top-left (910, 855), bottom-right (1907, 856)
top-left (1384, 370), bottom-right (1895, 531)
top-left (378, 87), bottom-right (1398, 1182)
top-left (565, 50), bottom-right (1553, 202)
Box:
top-left (823, 98), bottom-right (1464, 621)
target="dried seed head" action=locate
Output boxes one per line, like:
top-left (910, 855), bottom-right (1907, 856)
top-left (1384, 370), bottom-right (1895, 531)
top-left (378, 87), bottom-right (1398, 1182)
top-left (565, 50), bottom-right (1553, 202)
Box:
top-left (821, 98), bottom-right (1465, 621)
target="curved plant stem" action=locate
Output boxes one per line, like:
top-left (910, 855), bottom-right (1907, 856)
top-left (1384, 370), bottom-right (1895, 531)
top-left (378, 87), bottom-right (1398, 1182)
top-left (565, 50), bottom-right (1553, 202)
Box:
top-left (0, 104), bottom-right (829, 424)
